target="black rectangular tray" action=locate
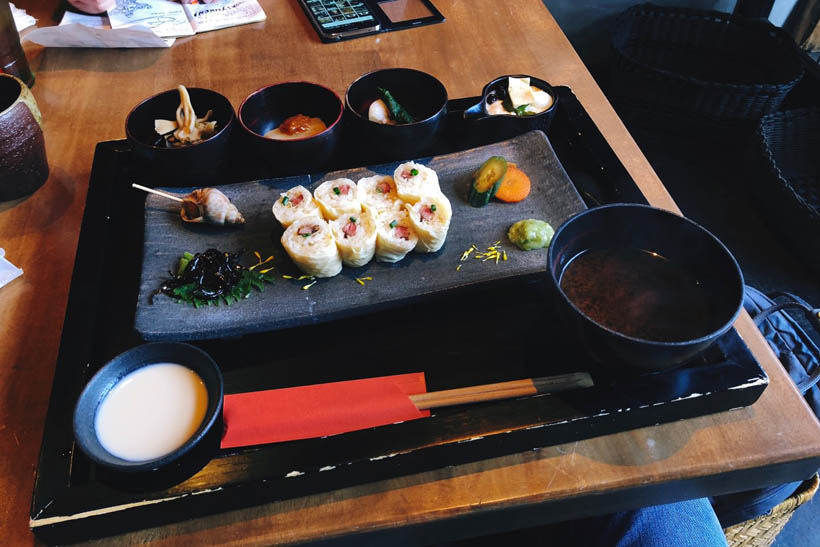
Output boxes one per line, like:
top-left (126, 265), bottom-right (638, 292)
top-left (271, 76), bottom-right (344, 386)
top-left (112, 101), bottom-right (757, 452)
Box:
top-left (30, 87), bottom-right (767, 544)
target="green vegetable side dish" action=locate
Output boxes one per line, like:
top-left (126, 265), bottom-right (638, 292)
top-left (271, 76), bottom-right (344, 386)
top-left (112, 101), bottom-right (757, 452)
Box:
top-left (507, 219), bottom-right (554, 251)
top-left (377, 87), bottom-right (415, 124)
top-left (468, 156), bottom-right (508, 207)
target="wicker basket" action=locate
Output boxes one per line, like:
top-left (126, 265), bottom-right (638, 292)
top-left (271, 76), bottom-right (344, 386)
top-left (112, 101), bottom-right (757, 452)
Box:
top-left (748, 107), bottom-right (820, 272)
top-left (609, 3), bottom-right (804, 127)
top-left (723, 473), bottom-right (819, 546)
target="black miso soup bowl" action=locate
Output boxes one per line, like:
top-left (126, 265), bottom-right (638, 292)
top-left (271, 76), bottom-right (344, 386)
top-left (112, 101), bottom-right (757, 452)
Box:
top-left (463, 75), bottom-right (558, 141)
top-left (239, 81), bottom-right (343, 176)
top-left (345, 68), bottom-right (447, 161)
top-left (73, 342), bottom-right (224, 473)
top-left (126, 87), bottom-right (236, 187)
top-left (547, 204), bottom-right (744, 372)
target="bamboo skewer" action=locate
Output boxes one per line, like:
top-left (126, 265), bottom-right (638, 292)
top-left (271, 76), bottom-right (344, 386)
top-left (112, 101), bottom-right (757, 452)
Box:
top-left (408, 372), bottom-right (593, 410)
top-left (132, 183), bottom-right (185, 203)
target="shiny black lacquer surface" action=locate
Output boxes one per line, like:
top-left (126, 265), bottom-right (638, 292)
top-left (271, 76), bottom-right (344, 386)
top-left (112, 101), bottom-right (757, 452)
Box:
top-left (238, 82), bottom-right (344, 176)
top-left (345, 68), bottom-right (448, 161)
top-left (31, 88), bottom-right (767, 544)
top-left (125, 87), bottom-right (236, 186)
top-left (72, 342), bottom-right (224, 473)
top-left (548, 204), bottom-right (744, 371)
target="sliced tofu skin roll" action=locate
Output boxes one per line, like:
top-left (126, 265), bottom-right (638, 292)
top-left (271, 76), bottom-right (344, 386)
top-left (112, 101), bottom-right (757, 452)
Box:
top-left (406, 191), bottom-right (452, 253)
top-left (393, 162), bottom-right (440, 204)
top-left (375, 209), bottom-right (418, 263)
top-left (330, 208), bottom-right (378, 268)
top-left (357, 175), bottom-right (400, 214)
top-left (313, 178), bottom-right (361, 220)
top-left (281, 217), bottom-right (342, 278)
top-left (272, 185), bottom-right (321, 228)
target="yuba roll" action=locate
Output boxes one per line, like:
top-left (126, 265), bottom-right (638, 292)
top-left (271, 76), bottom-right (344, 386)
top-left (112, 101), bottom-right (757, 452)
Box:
top-left (281, 217), bottom-right (342, 278)
top-left (272, 185), bottom-right (321, 228)
top-left (330, 208), bottom-right (378, 267)
top-left (393, 162), bottom-right (440, 204)
top-left (375, 209), bottom-right (418, 263)
top-left (313, 178), bottom-right (361, 220)
top-left (357, 175), bottom-right (400, 213)
top-left (405, 191), bottom-right (452, 253)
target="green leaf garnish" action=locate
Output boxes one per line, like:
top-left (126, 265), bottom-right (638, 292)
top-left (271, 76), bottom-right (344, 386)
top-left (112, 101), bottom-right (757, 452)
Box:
top-left (349, 216), bottom-right (357, 223)
top-left (410, 168), bottom-right (419, 176)
top-left (333, 187), bottom-right (341, 195)
top-left (377, 87), bottom-right (415, 124)
top-left (430, 204), bottom-right (437, 212)
top-left (282, 195), bottom-right (289, 205)
top-left (514, 104), bottom-right (531, 116)
top-left (389, 220), bottom-right (397, 228)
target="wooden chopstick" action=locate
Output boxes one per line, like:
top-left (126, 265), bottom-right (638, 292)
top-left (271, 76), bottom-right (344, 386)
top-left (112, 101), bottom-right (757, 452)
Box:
top-left (408, 372), bottom-right (593, 410)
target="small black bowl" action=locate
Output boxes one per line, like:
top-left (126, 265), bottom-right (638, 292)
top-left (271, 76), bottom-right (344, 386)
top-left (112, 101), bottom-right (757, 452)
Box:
top-left (239, 81), bottom-right (343, 176)
top-left (547, 204), bottom-right (744, 372)
top-left (73, 342), bottom-right (224, 473)
top-left (126, 87), bottom-right (236, 187)
top-left (463, 75), bottom-right (558, 141)
top-left (345, 68), bottom-right (447, 161)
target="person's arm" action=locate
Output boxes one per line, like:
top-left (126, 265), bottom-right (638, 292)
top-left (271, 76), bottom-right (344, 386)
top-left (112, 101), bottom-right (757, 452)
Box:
top-left (66, 0), bottom-right (116, 14)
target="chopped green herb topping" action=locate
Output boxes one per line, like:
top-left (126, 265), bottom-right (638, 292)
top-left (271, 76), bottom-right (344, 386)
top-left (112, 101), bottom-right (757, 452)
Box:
top-left (349, 216), bottom-right (357, 223)
top-left (333, 187), bottom-right (341, 195)
top-left (282, 195), bottom-right (289, 205)
top-left (410, 168), bottom-right (419, 176)
top-left (430, 204), bottom-right (437, 212)
top-left (389, 220), bottom-right (397, 228)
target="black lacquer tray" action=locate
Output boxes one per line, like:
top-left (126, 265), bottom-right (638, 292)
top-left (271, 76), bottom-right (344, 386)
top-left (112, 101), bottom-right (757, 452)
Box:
top-left (30, 87), bottom-right (767, 544)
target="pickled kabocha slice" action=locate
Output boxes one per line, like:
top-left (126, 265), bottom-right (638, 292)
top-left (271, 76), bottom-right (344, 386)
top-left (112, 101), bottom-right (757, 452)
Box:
top-left (468, 156), bottom-right (507, 207)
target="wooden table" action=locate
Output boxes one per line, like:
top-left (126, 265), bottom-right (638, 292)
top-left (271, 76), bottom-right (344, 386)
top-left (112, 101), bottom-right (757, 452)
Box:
top-left (3, 0), bottom-right (820, 544)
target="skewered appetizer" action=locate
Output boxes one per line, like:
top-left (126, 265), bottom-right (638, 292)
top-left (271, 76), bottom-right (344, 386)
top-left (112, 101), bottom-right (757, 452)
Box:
top-left (281, 217), bottom-right (342, 278)
top-left (405, 191), bottom-right (452, 253)
top-left (313, 178), bottom-right (362, 220)
top-left (181, 188), bottom-right (244, 225)
top-left (272, 185), bottom-right (321, 227)
top-left (393, 162), bottom-right (440, 204)
top-left (375, 209), bottom-right (418, 263)
top-left (357, 175), bottom-right (400, 213)
top-left (330, 209), bottom-right (378, 267)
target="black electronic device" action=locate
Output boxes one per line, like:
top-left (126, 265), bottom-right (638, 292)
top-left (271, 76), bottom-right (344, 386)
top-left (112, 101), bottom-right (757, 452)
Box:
top-left (297, 0), bottom-right (445, 42)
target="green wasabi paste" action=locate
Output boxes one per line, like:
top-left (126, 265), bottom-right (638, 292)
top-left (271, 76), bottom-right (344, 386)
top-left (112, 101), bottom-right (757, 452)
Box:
top-left (507, 219), bottom-right (554, 251)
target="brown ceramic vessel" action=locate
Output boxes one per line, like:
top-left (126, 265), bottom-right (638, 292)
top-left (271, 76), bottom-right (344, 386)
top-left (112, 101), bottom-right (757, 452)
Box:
top-left (0, 73), bottom-right (48, 201)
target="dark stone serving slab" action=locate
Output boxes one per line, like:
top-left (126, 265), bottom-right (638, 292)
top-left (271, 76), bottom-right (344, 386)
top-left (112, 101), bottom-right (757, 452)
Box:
top-left (135, 130), bottom-right (586, 341)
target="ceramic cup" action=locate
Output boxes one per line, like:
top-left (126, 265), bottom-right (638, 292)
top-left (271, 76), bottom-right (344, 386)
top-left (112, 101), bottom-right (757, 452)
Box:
top-left (0, 73), bottom-right (48, 201)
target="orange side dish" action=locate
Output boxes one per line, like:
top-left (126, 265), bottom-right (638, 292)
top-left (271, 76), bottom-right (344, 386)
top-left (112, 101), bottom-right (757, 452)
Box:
top-left (495, 166), bottom-right (531, 202)
top-left (264, 114), bottom-right (327, 140)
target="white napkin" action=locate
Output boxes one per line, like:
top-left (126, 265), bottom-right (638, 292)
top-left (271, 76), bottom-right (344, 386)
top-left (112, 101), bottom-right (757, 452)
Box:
top-left (0, 249), bottom-right (23, 289)
top-left (10, 3), bottom-right (36, 32)
top-left (24, 12), bottom-right (174, 48)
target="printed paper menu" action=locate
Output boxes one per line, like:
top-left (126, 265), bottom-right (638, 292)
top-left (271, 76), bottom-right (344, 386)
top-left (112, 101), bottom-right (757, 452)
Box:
top-left (108, 0), bottom-right (266, 38)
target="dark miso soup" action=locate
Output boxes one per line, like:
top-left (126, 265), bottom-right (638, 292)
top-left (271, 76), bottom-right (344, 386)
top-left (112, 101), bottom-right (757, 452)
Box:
top-left (559, 247), bottom-right (713, 342)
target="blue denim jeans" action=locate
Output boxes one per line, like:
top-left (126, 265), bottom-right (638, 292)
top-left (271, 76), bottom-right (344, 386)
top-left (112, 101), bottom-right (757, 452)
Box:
top-left (564, 498), bottom-right (728, 546)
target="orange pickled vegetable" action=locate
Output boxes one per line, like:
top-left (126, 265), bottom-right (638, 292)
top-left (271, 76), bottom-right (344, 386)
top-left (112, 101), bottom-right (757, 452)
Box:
top-left (495, 165), bottom-right (531, 202)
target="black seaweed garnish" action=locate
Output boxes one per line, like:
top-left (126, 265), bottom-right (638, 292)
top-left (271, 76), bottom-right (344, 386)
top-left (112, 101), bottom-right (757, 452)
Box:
top-left (156, 249), bottom-right (274, 307)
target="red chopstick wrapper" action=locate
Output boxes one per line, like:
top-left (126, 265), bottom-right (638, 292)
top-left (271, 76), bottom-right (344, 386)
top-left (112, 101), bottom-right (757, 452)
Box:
top-left (221, 373), bottom-right (430, 449)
